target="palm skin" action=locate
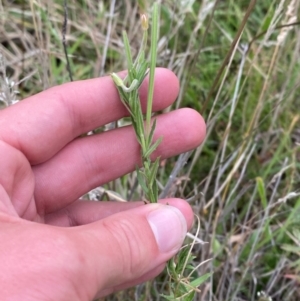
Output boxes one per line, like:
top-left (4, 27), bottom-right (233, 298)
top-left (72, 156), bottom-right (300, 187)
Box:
top-left (0, 68), bottom-right (205, 300)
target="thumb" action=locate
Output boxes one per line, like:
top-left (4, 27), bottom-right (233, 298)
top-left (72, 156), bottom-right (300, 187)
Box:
top-left (75, 202), bottom-right (192, 298)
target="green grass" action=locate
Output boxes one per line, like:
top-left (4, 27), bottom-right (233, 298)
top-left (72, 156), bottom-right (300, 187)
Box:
top-left (1, 0), bottom-right (300, 300)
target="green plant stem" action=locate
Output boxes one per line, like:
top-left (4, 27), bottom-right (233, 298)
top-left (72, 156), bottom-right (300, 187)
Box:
top-left (146, 3), bottom-right (159, 138)
top-left (111, 3), bottom-right (161, 204)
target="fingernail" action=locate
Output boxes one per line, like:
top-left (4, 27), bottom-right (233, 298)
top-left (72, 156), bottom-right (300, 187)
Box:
top-left (147, 205), bottom-right (187, 253)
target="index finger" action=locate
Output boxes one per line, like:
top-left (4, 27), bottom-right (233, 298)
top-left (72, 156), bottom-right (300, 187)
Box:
top-left (0, 68), bottom-right (179, 164)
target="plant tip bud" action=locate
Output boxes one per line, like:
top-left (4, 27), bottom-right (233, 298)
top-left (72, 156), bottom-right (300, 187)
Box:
top-left (141, 14), bottom-right (148, 30)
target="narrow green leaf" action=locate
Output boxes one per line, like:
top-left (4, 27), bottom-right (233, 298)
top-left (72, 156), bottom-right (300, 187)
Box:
top-left (186, 264), bottom-right (195, 270)
top-left (212, 236), bottom-right (222, 254)
top-left (146, 2), bottom-right (159, 133)
top-left (136, 61), bottom-right (149, 86)
top-left (256, 177), bottom-right (267, 209)
top-left (281, 244), bottom-right (300, 254)
top-left (182, 291), bottom-right (195, 301)
top-left (128, 66), bottom-right (137, 81)
top-left (110, 83), bottom-right (133, 115)
top-left (136, 49), bottom-right (145, 66)
top-left (147, 188), bottom-right (156, 204)
top-left (175, 283), bottom-right (189, 296)
top-left (134, 27), bottom-right (148, 67)
top-left (190, 272), bottom-right (212, 287)
top-left (160, 294), bottom-right (175, 301)
top-left (136, 56), bottom-right (147, 72)
top-left (144, 136), bottom-right (162, 158)
top-left (148, 157), bottom-right (160, 186)
top-left (175, 247), bottom-right (191, 274)
top-left (122, 31), bottom-right (134, 78)
top-left (131, 118), bottom-right (142, 145)
top-left (167, 257), bottom-right (178, 279)
top-left (147, 118), bottom-right (157, 147)
top-left (134, 45), bottom-right (145, 68)
top-left (151, 179), bottom-right (158, 203)
top-left (136, 168), bottom-right (148, 194)
top-left (136, 115), bottom-right (147, 152)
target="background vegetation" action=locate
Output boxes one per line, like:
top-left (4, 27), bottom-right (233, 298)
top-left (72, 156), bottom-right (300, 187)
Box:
top-left (1, 0), bottom-right (300, 300)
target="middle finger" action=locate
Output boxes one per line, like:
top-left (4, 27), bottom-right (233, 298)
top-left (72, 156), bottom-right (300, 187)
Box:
top-left (33, 108), bottom-right (205, 214)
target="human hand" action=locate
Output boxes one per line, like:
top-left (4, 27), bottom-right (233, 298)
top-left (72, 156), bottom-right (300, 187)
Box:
top-left (0, 68), bottom-right (206, 300)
